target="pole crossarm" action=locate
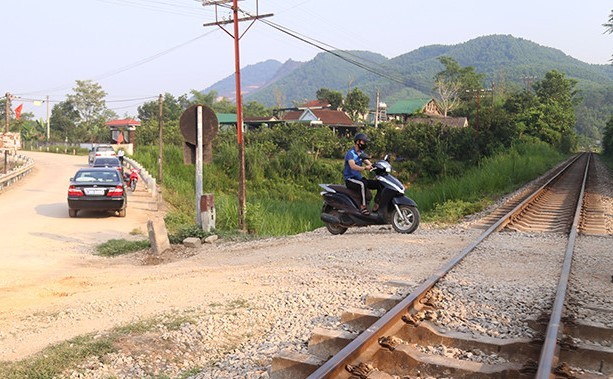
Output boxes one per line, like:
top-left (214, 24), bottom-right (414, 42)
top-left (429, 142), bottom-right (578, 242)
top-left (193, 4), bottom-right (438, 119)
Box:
top-left (203, 13), bottom-right (273, 27)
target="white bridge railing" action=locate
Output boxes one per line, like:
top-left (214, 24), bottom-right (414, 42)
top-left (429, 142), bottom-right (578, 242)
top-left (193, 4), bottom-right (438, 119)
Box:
top-left (0, 153), bottom-right (35, 192)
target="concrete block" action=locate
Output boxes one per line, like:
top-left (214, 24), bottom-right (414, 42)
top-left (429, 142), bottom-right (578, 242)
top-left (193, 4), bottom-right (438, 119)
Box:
top-left (270, 349), bottom-right (322, 379)
top-left (183, 237), bottom-right (201, 248)
top-left (147, 219), bottom-right (170, 254)
top-left (204, 235), bottom-right (218, 244)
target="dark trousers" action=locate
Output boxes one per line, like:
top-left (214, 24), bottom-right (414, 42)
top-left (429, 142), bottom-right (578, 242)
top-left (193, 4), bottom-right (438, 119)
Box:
top-left (346, 177), bottom-right (381, 207)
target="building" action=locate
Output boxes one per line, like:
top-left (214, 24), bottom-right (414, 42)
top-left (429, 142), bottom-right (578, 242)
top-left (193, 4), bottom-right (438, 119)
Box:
top-left (387, 98), bottom-right (443, 122)
top-left (281, 108), bottom-right (357, 135)
top-left (105, 119), bottom-right (140, 146)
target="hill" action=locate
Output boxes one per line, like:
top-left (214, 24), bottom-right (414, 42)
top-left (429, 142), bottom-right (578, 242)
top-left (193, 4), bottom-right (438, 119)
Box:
top-left (201, 34), bottom-right (613, 138)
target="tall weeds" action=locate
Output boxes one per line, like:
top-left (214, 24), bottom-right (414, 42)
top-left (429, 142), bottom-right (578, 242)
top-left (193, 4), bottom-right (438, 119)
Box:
top-left (134, 132), bottom-right (566, 235)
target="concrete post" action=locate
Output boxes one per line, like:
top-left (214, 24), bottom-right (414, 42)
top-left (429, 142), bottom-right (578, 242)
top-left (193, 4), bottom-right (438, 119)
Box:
top-left (200, 193), bottom-right (216, 232)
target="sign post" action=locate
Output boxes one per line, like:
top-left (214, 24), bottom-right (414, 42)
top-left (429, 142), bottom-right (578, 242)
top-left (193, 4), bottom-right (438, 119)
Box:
top-left (196, 106), bottom-right (204, 225)
top-left (179, 104), bottom-right (218, 229)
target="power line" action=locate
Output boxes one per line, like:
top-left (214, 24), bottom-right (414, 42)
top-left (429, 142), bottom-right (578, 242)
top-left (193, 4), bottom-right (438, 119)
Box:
top-left (254, 17), bottom-right (412, 87)
top-left (93, 0), bottom-right (211, 18)
top-left (15, 28), bottom-right (218, 101)
top-left (212, 2), bottom-right (410, 87)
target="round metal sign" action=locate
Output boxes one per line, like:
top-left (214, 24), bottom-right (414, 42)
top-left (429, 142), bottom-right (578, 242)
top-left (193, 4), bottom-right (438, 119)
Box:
top-left (179, 104), bottom-right (218, 145)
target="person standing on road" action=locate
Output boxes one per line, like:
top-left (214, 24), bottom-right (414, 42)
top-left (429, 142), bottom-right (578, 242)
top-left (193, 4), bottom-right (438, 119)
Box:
top-left (117, 148), bottom-right (125, 166)
top-left (343, 132), bottom-right (381, 215)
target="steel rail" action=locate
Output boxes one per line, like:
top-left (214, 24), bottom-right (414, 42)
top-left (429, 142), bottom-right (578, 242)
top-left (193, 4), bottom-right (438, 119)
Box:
top-left (535, 153), bottom-right (591, 378)
top-left (306, 153), bottom-right (585, 379)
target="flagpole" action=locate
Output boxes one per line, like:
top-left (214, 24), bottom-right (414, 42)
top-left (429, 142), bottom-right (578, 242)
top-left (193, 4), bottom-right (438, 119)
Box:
top-left (4, 93), bottom-right (10, 133)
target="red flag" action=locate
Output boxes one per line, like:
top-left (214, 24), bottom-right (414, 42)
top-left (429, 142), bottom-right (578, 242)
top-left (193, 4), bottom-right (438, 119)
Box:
top-left (15, 104), bottom-right (23, 120)
top-left (116, 132), bottom-right (124, 144)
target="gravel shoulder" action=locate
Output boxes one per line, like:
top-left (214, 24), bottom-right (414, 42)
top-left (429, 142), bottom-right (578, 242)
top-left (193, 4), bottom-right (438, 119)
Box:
top-left (0, 153), bottom-right (611, 379)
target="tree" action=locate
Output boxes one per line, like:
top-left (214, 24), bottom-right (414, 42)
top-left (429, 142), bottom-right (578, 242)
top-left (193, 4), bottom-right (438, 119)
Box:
top-left (50, 100), bottom-right (80, 142)
top-left (137, 93), bottom-right (185, 123)
top-left (604, 10), bottom-right (613, 62)
top-left (344, 88), bottom-right (369, 121)
top-left (243, 101), bottom-right (270, 117)
top-left (602, 115), bottom-right (613, 155)
top-left (433, 56), bottom-right (485, 117)
top-left (534, 70), bottom-right (579, 152)
top-left (316, 88), bottom-right (343, 110)
top-left (504, 70), bottom-right (579, 152)
top-left (65, 80), bottom-right (116, 142)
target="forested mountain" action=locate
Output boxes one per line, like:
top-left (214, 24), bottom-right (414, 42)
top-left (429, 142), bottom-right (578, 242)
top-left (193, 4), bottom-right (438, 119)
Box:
top-left (203, 59), bottom-right (284, 101)
top-left (202, 34), bottom-right (612, 138)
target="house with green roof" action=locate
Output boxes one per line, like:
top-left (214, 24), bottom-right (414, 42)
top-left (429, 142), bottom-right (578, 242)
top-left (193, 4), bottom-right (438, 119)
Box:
top-left (387, 98), bottom-right (442, 123)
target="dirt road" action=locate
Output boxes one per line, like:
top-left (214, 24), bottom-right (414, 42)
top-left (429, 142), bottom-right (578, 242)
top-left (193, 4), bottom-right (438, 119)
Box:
top-left (1, 151), bottom-right (611, 378)
top-left (0, 151), bottom-right (162, 358)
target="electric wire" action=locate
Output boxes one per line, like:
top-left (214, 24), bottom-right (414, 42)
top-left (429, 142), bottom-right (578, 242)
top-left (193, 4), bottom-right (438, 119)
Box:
top-left (214, 3), bottom-right (411, 87)
top-left (93, 0), bottom-right (210, 18)
top-left (15, 1), bottom-right (410, 114)
top-left (258, 18), bottom-right (410, 86)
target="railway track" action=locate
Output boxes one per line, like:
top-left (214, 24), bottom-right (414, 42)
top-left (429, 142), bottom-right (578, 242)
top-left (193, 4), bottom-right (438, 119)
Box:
top-left (271, 152), bottom-right (612, 378)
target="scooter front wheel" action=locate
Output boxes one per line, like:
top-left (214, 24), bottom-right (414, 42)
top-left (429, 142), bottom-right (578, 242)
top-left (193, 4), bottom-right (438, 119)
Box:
top-left (391, 205), bottom-right (420, 234)
top-left (325, 210), bottom-right (348, 235)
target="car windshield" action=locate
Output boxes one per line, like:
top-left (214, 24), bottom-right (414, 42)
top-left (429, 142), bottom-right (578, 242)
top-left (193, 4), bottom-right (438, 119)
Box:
top-left (93, 158), bottom-right (120, 166)
top-left (75, 170), bottom-right (119, 183)
top-left (96, 146), bottom-right (114, 152)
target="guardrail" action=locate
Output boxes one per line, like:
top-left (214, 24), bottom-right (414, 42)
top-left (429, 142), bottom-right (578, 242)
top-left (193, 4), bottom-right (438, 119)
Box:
top-left (0, 153), bottom-right (35, 192)
top-left (123, 157), bottom-right (159, 211)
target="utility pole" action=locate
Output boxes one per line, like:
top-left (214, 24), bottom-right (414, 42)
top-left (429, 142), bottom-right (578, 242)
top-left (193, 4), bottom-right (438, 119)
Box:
top-left (202, 0), bottom-right (273, 232)
top-left (46, 95), bottom-right (50, 140)
top-left (158, 94), bottom-right (164, 184)
top-left (374, 89), bottom-right (380, 128)
top-left (466, 88), bottom-right (492, 139)
top-left (521, 75), bottom-right (537, 91)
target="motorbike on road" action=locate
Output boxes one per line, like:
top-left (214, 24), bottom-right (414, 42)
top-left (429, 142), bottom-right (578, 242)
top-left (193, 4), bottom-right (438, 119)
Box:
top-left (319, 156), bottom-right (420, 235)
top-left (125, 168), bottom-right (140, 192)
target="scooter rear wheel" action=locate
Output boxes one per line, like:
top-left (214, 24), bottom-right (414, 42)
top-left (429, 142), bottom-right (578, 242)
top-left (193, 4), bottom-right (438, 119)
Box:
top-left (391, 205), bottom-right (420, 234)
top-left (325, 210), bottom-right (348, 235)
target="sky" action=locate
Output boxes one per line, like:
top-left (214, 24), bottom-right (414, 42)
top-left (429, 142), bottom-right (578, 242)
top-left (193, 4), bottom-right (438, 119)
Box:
top-left (3, 0), bottom-right (612, 120)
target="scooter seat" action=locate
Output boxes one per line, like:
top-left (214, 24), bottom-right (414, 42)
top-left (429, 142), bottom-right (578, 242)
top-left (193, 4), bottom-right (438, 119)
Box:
top-left (327, 184), bottom-right (363, 207)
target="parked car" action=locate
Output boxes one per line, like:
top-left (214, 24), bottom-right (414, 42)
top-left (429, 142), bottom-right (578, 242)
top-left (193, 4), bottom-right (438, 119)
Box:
top-left (92, 156), bottom-right (124, 178)
top-left (88, 144), bottom-right (116, 165)
top-left (67, 167), bottom-right (127, 218)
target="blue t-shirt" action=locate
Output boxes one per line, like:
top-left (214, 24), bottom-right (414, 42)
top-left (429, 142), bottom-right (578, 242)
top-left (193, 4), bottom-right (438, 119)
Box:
top-left (343, 148), bottom-right (364, 180)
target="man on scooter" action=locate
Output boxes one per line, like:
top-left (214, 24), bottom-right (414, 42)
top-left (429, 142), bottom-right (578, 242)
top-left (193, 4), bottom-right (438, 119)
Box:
top-left (343, 133), bottom-right (381, 215)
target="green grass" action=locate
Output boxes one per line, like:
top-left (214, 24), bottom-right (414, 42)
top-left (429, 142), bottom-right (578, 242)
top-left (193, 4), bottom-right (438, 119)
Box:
top-left (95, 239), bottom-right (150, 257)
top-left (0, 335), bottom-right (115, 379)
top-left (132, 141), bottom-right (569, 236)
top-left (0, 302), bottom-right (252, 379)
top-left (410, 142), bottom-right (566, 223)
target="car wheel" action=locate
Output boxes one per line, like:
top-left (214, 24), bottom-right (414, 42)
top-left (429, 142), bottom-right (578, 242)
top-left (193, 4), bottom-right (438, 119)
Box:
top-left (118, 208), bottom-right (126, 217)
top-left (69, 209), bottom-right (78, 218)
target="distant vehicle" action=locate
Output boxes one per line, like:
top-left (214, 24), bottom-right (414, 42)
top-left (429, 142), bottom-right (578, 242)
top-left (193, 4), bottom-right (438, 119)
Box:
top-left (127, 167), bottom-right (140, 192)
top-left (92, 156), bottom-right (124, 178)
top-left (88, 145), bottom-right (116, 165)
top-left (67, 167), bottom-right (127, 218)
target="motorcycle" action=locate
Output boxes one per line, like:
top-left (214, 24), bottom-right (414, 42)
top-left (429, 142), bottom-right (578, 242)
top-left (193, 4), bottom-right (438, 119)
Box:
top-left (319, 155), bottom-right (420, 235)
top-left (125, 168), bottom-right (140, 192)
